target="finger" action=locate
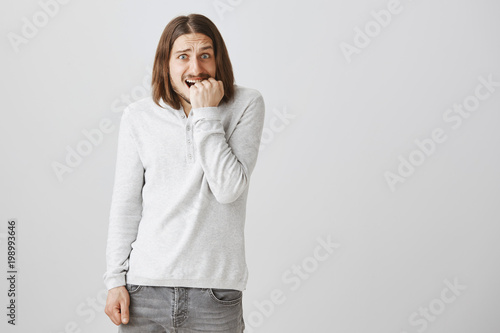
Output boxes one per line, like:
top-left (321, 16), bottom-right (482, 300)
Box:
top-left (120, 300), bottom-right (130, 324)
top-left (200, 79), bottom-right (211, 87)
top-left (109, 305), bottom-right (121, 325)
top-left (105, 302), bottom-right (120, 326)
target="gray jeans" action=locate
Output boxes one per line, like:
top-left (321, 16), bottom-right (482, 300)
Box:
top-left (118, 284), bottom-right (245, 333)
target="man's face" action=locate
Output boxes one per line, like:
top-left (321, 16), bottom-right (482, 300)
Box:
top-left (168, 33), bottom-right (217, 106)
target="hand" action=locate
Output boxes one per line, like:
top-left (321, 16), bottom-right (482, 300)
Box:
top-left (104, 286), bottom-right (130, 325)
top-left (190, 77), bottom-right (224, 109)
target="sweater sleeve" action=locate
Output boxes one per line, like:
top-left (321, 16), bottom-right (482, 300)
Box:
top-left (190, 92), bottom-right (265, 204)
top-left (103, 107), bottom-right (145, 290)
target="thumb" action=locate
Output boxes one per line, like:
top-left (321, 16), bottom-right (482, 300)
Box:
top-left (120, 300), bottom-right (130, 324)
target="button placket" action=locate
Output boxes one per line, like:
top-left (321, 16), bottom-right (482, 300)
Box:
top-left (186, 120), bottom-right (194, 163)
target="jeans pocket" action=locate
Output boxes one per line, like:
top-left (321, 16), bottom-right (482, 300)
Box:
top-left (125, 283), bottom-right (143, 294)
top-left (208, 288), bottom-right (243, 306)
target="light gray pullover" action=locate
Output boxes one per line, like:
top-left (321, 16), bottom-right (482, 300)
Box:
top-left (103, 85), bottom-right (265, 291)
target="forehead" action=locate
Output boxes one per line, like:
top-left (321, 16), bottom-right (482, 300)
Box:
top-left (171, 33), bottom-right (213, 51)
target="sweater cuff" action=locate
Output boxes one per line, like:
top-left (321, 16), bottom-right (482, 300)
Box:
top-left (190, 106), bottom-right (222, 124)
top-left (104, 273), bottom-right (126, 291)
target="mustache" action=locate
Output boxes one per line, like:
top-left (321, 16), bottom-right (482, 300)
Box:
top-left (183, 74), bottom-right (211, 80)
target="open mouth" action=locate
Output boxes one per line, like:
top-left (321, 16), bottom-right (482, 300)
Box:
top-left (185, 78), bottom-right (208, 88)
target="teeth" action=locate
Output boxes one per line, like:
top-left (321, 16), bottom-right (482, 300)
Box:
top-left (186, 79), bottom-right (205, 83)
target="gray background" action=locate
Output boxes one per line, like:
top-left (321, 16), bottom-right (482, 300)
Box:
top-left (1, 0), bottom-right (499, 332)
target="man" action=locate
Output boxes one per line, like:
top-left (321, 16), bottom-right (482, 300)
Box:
top-left (103, 13), bottom-right (265, 332)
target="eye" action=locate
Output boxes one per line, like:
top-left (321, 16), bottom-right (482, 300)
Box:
top-left (178, 54), bottom-right (187, 60)
top-left (201, 54), bottom-right (210, 59)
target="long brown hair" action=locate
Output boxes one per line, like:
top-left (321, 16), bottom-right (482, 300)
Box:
top-left (151, 14), bottom-right (235, 110)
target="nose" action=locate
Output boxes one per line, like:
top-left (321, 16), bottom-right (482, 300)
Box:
top-left (189, 57), bottom-right (203, 75)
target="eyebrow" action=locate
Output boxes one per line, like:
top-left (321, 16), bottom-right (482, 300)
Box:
top-left (174, 45), bottom-right (213, 54)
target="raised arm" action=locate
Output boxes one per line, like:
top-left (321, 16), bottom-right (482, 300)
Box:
top-left (190, 92), bottom-right (265, 204)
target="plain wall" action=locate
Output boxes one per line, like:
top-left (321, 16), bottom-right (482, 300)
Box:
top-left (1, 0), bottom-right (499, 332)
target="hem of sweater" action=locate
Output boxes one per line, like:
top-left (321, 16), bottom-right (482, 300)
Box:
top-left (125, 274), bottom-right (247, 291)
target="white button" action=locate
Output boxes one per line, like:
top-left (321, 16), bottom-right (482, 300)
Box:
top-left (187, 139), bottom-right (191, 144)
top-left (188, 154), bottom-right (192, 158)
top-left (181, 115), bottom-right (185, 119)
top-left (187, 126), bottom-right (191, 131)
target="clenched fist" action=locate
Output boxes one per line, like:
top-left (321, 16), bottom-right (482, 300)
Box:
top-left (104, 286), bottom-right (130, 326)
top-left (190, 77), bottom-right (224, 109)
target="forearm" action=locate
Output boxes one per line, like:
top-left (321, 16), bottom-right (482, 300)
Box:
top-left (104, 216), bottom-right (141, 289)
top-left (190, 94), bottom-right (265, 204)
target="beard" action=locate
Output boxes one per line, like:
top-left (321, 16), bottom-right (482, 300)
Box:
top-left (177, 91), bottom-right (191, 105)
top-left (171, 83), bottom-right (191, 106)
top-left (168, 73), bottom-right (191, 107)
